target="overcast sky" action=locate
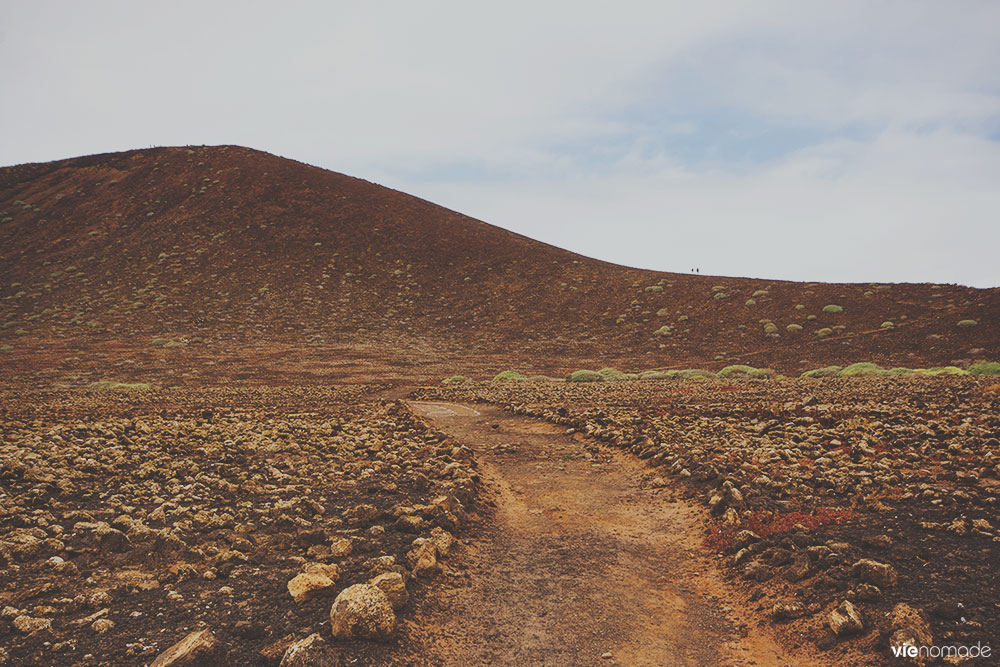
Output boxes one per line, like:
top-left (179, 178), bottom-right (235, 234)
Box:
top-left (2, 2), bottom-right (998, 287)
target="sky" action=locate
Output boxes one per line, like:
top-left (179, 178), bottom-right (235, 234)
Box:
top-left (2, 1), bottom-right (999, 287)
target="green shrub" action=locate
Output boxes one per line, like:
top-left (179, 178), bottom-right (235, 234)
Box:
top-left (880, 321), bottom-right (894, 329)
top-left (151, 337), bottom-right (169, 347)
top-left (638, 370), bottom-right (672, 380)
top-left (675, 369), bottom-right (715, 379)
top-left (744, 299), bottom-right (756, 307)
top-left (492, 370), bottom-right (528, 382)
top-left (656, 308), bottom-right (670, 317)
top-left (807, 314), bottom-right (817, 321)
top-left (794, 304), bottom-right (805, 310)
top-left (653, 325), bottom-right (672, 337)
top-left (441, 375), bottom-right (469, 385)
top-left (801, 366), bottom-right (842, 378)
top-left (838, 362), bottom-right (886, 377)
top-left (786, 324), bottom-right (803, 332)
top-left (717, 365), bottom-right (756, 378)
top-left (763, 322), bottom-right (778, 334)
top-left (749, 368), bottom-right (775, 378)
top-left (644, 285), bottom-right (664, 293)
top-left (967, 361), bottom-right (1000, 376)
top-left (822, 304), bottom-right (843, 313)
top-left (957, 319), bottom-right (978, 328)
top-left (163, 340), bottom-right (185, 349)
top-left (598, 367), bottom-right (628, 381)
top-left (917, 366), bottom-right (969, 376)
top-left (713, 292), bottom-right (728, 300)
top-left (0, 344), bottom-right (12, 352)
top-left (677, 315), bottom-right (689, 322)
top-left (886, 367), bottom-right (917, 376)
top-left (815, 327), bottom-right (833, 339)
top-left (567, 370), bottom-right (603, 383)
top-left (752, 290), bottom-right (768, 298)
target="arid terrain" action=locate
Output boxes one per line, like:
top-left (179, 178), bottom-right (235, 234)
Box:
top-left (2, 146), bottom-right (999, 666)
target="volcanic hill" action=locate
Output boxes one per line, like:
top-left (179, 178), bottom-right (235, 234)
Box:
top-left (1, 145), bottom-right (997, 385)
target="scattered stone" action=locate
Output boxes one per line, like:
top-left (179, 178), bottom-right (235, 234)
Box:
top-left (828, 600), bottom-right (864, 637)
top-left (853, 559), bottom-right (898, 588)
top-left (150, 629), bottom-right (223, 667)
top-left (329, 584), bottom-right (395, 640)
top-left (370, 572), bottom-right (408, 610)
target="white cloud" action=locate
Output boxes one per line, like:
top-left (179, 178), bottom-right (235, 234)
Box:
top-left (1, 1), bottom-right (998, 285)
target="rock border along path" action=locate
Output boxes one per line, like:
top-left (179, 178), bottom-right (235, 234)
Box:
top-left (400, 401), bottom-right (820, 666)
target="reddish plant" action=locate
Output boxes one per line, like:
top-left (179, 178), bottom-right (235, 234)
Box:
top-left (704, 507), bottom-right (859, 552)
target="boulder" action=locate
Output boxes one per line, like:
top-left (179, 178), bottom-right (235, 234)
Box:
top-left (853, 559), bottom-right (898, 588)
top-left (150, 629), bottom-right (224, 666)
top-left (370, 572), bottom-right (408, 610)
top-left (329, 584), bottom-right (395, 640)
top-left (829, 600), bottom-right (864, 637)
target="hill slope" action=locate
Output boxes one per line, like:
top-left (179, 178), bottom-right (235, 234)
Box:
top-left (1, 145), bottom-right (997, 384)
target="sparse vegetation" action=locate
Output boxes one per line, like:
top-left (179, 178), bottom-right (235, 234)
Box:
top-left (713, 292), bottom-right (728, 300)
top-left (752, 290), bottom-right (768, 298)
top-left (644, 285), bottom-right (663, 293)
top-left (744, 299), bottom-right (756, 307)
top-left (598, 367), bottom-right (628, 381)
top-left (880, 321), bottom-right (894, 329)
top-left (967, 361), bottom-right (1000, 376)
top-left (653, 325), bottom-right (672, 337)
top-left (786, 324), bottom-right (802, 332)
top-left (0, 344), bottom-right (12, 352)
top-left (801, 365), bottom-right (842, 378)
top-left (815, 327), bottom-right (833, 338)
top-left (763, 322), bottom-right (778, 334)
top-left (442, 375), bottom-right (469, 385)
top-left (567, 370), bottom-right (603, 383)
top-left (838, 362), bottom-right (886, 377)
top-left (492, 370), bottom-right (528, 382)
top-left (957, 319), bottom-right (979, 328)
top-left (822, 304), bottom-right (843, 313)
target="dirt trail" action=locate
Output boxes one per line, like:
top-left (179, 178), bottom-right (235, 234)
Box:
top-left (398, 402), bottom-right (820, 666)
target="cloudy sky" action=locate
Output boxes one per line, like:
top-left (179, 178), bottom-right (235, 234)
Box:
top-left (2, 2), bottom-right (998, 286)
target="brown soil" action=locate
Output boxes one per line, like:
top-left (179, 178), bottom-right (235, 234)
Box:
top-left (399, 401), bottom-right (821, 666)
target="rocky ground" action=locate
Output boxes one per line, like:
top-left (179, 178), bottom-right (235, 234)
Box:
top-left (417, 376), bottom-right (1000, 664)
top-left (0, 387), bottom-right (479, 666)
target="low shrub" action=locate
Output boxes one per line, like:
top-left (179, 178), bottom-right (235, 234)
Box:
top-left (441, 375), bottom-right (469, 385)
top-left (492, 370), bottom-right (528, 382)
top-left (0, 344), bottom-right (12, 351)
top-left (880, 321), bottom-right (894, 329)
top-left (674, 369), bottom-right (715, 379)
top-left (713, 292), bottom-right (728, 300)
top-left (653, 325), bottom-right (672, 337)
top-left (967, 361), bottom-right (1000, 376)
top-left (567, 370), bottom-right (603, 383)
top-left (794, 304), bottom-right (805, 310)
top-left (917, 366), bottom-right (969, 376)
top-left (717, 365), bottom-right (756, 378)
top-left (815, 327), bottom-right (833, 338)
top-left (163, 340), bottom-right (185, 349)
top-left (786, 324), bottom-right (803, 332)
top-left (744, 299), bottom-right (756, 307)
top-left (644, 285), bottom-right (664, 293)
top-left (656, 308), bottom-right (670, 317)
top-left (838, 362), bottom-right (886, 377)
top-left (151, 337), bottom-right (169, 347)
top-left (598, 367), bottom-right (628, 381)
top-left (957, 319), bottom-right (978, 328)
top-left (763, 322), bottom-right (778, 334)
top-left (638, 370), bottom-right (673, 380)
top-left (822, 304), bottom-right (843, 313)
top-left (752, 290), bottom-right (768, 298)
top-left (801, 365), bottom-right (842, 378)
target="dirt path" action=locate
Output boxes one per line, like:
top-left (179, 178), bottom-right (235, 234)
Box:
top-left (397, 402), bottom-right (820, 666)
